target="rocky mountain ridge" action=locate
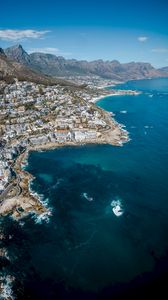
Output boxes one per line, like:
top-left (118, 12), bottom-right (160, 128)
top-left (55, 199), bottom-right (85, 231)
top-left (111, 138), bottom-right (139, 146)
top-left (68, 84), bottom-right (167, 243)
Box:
top-left (4, 44), bottom-right (168, 81)
top-left (0, 47), bottom-right (82, 87)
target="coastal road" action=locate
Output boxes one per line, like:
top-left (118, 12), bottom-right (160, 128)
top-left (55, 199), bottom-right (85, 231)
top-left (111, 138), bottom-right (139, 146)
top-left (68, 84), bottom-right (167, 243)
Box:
top-left (0, 177), bottom-right (21, 203)
top-left (0, 183), bottom-right (15, 202)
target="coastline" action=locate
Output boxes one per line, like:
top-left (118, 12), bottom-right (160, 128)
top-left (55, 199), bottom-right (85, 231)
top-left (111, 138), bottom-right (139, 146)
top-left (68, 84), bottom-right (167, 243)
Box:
top-left (0, 81), bottom-right (134, 297)
top-left (0, 150), bottom-right (48, 219)
top-left (91, 93), bottom-right (120, 103)
top-left (97, 82), bottom-right (124, 89)
top-left (91, 90), bottom-right (141, 103)
top-left (0, 89), bottom-right (130, 219)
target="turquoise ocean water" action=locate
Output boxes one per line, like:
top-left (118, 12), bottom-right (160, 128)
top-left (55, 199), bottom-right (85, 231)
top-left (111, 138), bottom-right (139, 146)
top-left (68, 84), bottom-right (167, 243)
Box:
top-left (1, 78), bottom-right (168, 299)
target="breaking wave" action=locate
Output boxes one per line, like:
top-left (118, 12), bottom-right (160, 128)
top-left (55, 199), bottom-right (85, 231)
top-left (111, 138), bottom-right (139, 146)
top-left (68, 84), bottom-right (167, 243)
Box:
top-left (111, 197), bottom-right (124, 217)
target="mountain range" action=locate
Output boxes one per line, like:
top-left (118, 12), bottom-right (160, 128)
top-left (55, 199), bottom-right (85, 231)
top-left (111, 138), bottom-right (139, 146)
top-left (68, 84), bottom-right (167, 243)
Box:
top-left (158, 66), bottom-right (168, 73)
top-left (1, 44), bottom-right (168, 83)
top-left (0, 47), bottom-right (82, 87)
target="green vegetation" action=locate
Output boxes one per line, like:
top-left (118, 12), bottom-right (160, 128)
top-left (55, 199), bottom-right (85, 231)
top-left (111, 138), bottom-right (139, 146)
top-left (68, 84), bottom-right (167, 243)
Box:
top-left (24, 103), bottom-right (35, 111)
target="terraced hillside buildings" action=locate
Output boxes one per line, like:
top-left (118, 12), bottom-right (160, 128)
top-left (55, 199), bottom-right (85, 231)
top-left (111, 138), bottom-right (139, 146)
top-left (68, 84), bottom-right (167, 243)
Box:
top-left (0, 79), bottom-right (128, 200)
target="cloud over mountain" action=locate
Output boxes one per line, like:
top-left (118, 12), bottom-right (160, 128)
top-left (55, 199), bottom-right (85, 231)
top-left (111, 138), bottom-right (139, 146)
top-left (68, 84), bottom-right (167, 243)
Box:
top-left (28, 47), bottom-right (72, 56)
top-left (0, 29), bottom-right (49, 41)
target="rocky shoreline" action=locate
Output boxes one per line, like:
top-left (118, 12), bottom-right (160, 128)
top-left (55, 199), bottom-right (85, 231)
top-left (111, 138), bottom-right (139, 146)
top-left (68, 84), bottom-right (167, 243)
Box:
top-left (0, 109), bottom-right (129, 219)
top-left (0, 94), bottom-right (129, 299)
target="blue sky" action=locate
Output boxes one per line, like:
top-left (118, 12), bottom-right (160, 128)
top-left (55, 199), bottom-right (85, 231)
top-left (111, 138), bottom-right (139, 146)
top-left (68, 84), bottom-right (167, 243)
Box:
top-left (0, 0), bottom-right (168, 67)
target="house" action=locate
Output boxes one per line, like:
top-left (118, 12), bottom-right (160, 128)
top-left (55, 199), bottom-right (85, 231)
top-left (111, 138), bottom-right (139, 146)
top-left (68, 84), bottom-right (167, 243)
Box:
top-left (55, 129), bottom-right (72, 143)
top-left (29, 135), bottom-right (49, 145)
top-left (74, 131), bottom-right (86, 142)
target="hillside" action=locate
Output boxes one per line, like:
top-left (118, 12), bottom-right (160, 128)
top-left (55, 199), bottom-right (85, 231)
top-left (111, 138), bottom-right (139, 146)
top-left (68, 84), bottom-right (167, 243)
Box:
top-left (4, 44), bottom-right (168, 81)
top-left (158, 66), bottom-right (168, 73)
top-left (0, 47), bottom-right (82, 87)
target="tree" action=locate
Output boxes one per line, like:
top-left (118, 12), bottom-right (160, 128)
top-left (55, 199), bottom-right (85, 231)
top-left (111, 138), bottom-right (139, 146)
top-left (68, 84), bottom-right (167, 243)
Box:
top-left (24, 102), bottom-right (35, 111)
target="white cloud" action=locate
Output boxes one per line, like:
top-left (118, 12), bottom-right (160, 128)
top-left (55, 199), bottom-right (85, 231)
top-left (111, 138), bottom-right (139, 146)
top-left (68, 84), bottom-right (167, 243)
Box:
top-left (0, 29), bottom-right (49, 41)
top-left (138, 36), bottom-right (148, 42)
top-left (28, 47), bottom-right (60, 54)
top-left (28, 47), bottom-right (72, 56)
top-left (151, 48), bottom-right (168, 53)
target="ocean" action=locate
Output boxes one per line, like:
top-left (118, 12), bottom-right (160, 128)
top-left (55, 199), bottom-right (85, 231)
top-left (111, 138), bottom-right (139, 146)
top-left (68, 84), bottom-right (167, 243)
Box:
top-left (1, 78), bottom-right (168, 299)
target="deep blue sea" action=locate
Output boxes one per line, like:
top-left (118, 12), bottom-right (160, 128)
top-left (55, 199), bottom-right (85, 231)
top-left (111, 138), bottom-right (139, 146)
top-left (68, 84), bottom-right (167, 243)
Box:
top-left (1, 78), bottom-right (168, 299)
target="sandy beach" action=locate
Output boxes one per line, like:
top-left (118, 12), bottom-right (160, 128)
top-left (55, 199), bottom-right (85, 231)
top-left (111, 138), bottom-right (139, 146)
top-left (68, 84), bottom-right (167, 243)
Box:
top-left (91, 90), bottom-right (141, 103)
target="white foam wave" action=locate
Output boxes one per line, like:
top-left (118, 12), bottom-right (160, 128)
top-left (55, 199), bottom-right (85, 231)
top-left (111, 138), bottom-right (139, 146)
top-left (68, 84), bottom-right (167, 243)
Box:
top-left (82, 192), bottom-right (94, 202)
top-left (18, 221), bottom-right (25, 227)
top-left (29, 180), bottom-right (49, 207)
top-left (120, 110), bottom-right (127, 114)
top-left (32, 210), bottom-right (52, 224)
top-left (144, 125), bottom-right (153, 129)
top-left (0, 275), bottom-right (15, 300)
top-left (28, 180), bottom-right (52, 223)
top-left (111, 198), bottom-right (124, 217)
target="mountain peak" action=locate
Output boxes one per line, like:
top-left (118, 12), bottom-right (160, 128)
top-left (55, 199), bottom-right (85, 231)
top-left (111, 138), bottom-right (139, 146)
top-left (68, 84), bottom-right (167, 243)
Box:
top-left (10, 44), bottom-right (23, 49)
top-left (5, 44), bottom-right (26, 54)
top-left (0, 47), bottom-right (6, 56)
top-left (5, 44), bottom-right (31, 65)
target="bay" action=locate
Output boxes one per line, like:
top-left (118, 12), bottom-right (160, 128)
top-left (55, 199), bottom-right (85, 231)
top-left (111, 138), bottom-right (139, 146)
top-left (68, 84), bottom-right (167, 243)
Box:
top-left (1, 78), bottom-right (168, 299)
